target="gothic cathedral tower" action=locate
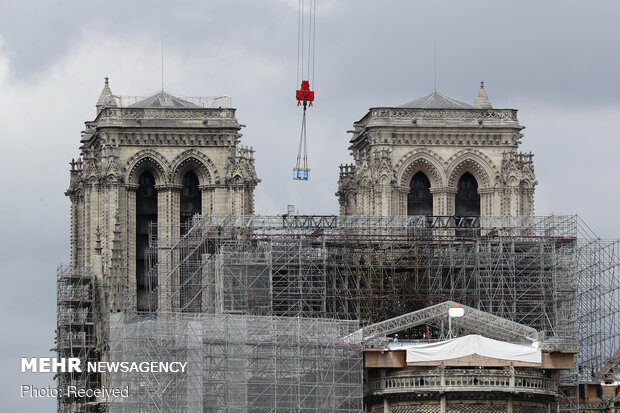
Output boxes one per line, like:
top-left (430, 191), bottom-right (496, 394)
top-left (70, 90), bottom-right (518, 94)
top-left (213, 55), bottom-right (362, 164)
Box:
top-left (65, 78), bottom-right (260, 314)
top-left (337, 83), bottom-right (536, 217)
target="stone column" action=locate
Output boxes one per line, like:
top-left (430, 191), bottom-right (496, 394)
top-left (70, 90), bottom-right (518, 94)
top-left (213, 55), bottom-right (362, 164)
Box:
top-left (84, 180), bottom-right (94, 271)
top-left (369, 187), bottom-right (377, 215)
top-left (374, 187), bottom-right (380, 215)
top-left (211, 185), bottom-right (227, 214)
top-left (230, 185), bottom-right (239, 215)
top-left (430, 187), bottom-right (457, 237)
top-left (364, 188), bottom-right (372, 215)
top-left (430, 187), bottom-right (457, 216)
top-left (238, 183), bottom-right (247, 215)
top-left (125, 184), bottom-right (138, 312)
top-left (440, 362), bottom-right (447, 413)
top-left (490, 188), bottom-right (503, 216)
top-left (199, 184), bottom-right (215, 214)
top-left (228, 183), bottom-right (243, 215)
top-left (392, 186), bottom-right (408, 215)
top-left (156, 184), bottom-right (182, 312)
top-left (510, 186), bottom-right (519, 216)
top-left (502, 186), bottom-right (519, 216)
top-left (102, 182), bottom-right (121, 270)
top-left (525, 188), bottom-right (535, 215)
top-left (379, 369), bottom-right (391, 413)
top-left (69, 195), bottom-right (79, 268)
top-left (376, 184), bottom-right (392, 216)
top-left (245, 185), bottom-right (257, 214)
top-left (478, 187), bottom-right (494, 216)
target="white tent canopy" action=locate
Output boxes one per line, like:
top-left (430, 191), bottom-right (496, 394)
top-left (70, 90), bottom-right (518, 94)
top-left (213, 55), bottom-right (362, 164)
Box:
top-left (406, 335), bottom-right (541, 364)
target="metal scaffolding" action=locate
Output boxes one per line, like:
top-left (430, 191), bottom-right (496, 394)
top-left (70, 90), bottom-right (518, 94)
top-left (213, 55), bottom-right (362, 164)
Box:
top-left (60, 214), bottom-right (618, 412)
top-left (56, 266), bottom-right (99, 413)
top-left (108, 312), bottom-right (362, 413)
top-left (141, 215), bottom-right (617, 380)
top-left (576, 218), bottom-right (620, 382)
top-left (144, 215), bottom-right (579, 338)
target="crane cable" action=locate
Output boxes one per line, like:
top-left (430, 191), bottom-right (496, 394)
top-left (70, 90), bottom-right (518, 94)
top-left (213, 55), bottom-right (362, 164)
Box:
top-left (294, 0), bottom-right (316, 180)
top-left (296, 0), bottom-right (316, 87)
top-left (295, 106), bottom-right (308, 175)
top-left (296, 0), bottom-right (302, 88)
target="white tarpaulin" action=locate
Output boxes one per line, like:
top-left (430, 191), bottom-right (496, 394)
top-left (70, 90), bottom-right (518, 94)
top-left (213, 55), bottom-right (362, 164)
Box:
top-left (405, 335), bottom-right (541, 364)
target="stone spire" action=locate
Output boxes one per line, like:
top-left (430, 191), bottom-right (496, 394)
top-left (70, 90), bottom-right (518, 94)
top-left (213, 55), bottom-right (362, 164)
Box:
top-left (474, 81), bottom-right (493, 109)
top-left (96, 76), bottom-right (118, 113)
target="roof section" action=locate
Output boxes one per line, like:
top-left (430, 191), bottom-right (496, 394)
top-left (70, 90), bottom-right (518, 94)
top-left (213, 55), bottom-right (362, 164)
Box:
top-left (128, 91), bottom-right (201, 108)
top-left (399, 91), bottom-right (478, 109)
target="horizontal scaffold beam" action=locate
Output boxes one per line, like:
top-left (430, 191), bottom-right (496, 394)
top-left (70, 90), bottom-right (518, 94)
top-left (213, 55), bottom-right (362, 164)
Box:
top-left (176, 214), bottom-right (578, 237)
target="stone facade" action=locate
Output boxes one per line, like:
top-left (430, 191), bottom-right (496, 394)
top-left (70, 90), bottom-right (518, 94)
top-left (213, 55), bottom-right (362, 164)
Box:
top-left (365, 367), bottom-right (557, 413)
top-left (337, 84), bottom-right (536, 217)
top-left (61, 79), bottom-right (261, 413)
top-left (65, 79), bottom-right (259, 314)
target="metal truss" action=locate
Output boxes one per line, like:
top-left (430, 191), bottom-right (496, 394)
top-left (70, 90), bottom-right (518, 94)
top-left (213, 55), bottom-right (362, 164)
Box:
top-left (357, 300), bottom-right (539, 343)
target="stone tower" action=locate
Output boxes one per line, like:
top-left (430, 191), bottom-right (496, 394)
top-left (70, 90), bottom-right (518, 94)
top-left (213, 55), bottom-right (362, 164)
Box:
top-left (336, 82), bottom-right (536, 217)
top-left (65, 78), bottom-right (260, 313)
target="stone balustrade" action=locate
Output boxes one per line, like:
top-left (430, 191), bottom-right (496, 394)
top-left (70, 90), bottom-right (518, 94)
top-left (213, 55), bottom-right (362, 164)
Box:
top-left (366, 369), bottom-right (557, 397)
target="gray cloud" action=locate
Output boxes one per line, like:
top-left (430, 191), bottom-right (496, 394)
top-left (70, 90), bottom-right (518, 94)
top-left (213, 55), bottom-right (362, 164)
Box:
top-left (1, 1), bottom-right (618, 410)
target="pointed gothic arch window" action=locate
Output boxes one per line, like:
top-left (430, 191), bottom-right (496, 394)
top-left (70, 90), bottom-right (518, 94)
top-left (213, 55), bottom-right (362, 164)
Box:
top-left (407, 172), bottom-right (433, 216)
top-left (136, 171), bottom-right (157, 312)
top-left (180, 171), bottom-right (202, 233)
top-left (455, 172), bottom-right (480, 217)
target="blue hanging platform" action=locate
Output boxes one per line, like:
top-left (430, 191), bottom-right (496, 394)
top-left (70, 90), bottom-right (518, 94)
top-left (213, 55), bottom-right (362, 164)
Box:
top-left (293, 168), bottom-right (310, 180)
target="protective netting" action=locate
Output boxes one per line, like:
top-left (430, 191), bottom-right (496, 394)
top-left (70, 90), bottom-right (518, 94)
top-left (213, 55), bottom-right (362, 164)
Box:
top-left (108, 312), bottom-right (362, 413)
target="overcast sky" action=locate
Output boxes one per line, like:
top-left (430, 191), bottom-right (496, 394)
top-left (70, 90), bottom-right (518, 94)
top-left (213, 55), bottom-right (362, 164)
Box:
top-left (1, 1), bottom-right (619, 411)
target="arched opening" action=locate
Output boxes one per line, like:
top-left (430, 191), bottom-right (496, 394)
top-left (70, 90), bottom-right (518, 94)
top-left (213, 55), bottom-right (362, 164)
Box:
top-left (136, 171), bottom-right (157, 312)
top-left (180, 171), bottom-right (202, 232)
top-left (179, 171), bottom-right (202, 311)
top-left (455, 172), bottom-right (480, 216)
top-left (407, 172), bottom-right (433, 216)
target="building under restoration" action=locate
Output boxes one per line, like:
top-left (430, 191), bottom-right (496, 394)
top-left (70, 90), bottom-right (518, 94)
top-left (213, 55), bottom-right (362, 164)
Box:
top-left (57, 80), bottom-right (620, 412)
